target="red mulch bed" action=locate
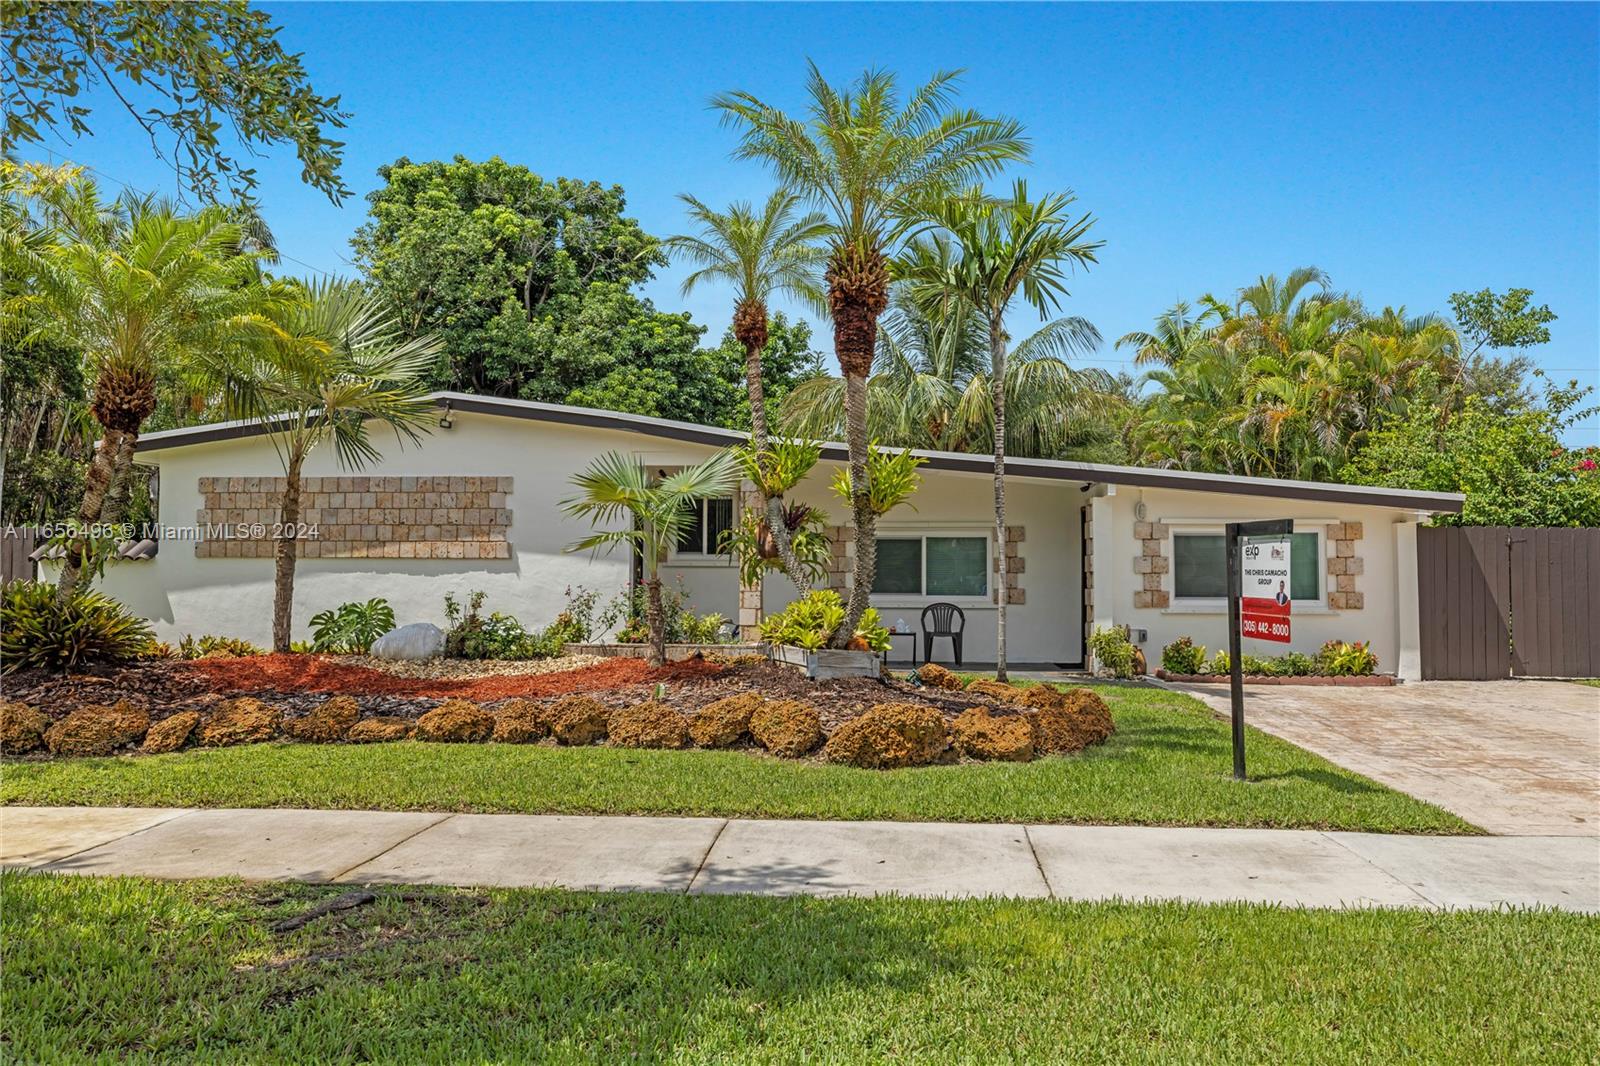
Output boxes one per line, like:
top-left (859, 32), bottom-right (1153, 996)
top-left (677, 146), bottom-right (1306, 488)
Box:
top-left (181, 653), bottom-right (722, 701)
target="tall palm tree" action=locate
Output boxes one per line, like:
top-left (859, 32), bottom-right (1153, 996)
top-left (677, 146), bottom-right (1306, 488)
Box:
top-left (561, 450), bottom-right (738, 666)
top-left (663, 190), bottom-right (828, 589)
top-left (18, 172), bottom-right (269, 602)
top-left (193, 279), bottom-right (440, 651)
top-left (1114, 299), bottom-right (1225, 367)
top-left (715, 64), bottom-right (1028, 646)
top-left (901, 181), bottom-right (1101, 679)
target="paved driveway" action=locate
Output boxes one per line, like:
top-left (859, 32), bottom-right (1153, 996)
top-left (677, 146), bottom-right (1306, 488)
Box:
top-left (1174, 680), bottom-right (1600, 836)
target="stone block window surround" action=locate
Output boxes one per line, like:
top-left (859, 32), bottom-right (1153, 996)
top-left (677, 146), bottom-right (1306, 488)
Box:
top-left (194, 475), bottom-right (512, 560)
top-left (1133, 518), bottom-right (1365, 613)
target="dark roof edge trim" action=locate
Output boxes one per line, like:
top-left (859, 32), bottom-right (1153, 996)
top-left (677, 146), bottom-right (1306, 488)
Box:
top-left (135, 391), bottom-right (1465, 514)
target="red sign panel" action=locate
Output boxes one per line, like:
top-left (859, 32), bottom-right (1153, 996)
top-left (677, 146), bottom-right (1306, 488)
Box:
top-left (1240, 538), bottom-right (1292, 644)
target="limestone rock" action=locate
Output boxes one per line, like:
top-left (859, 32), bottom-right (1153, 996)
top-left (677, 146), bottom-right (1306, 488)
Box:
top-left (284, 695), bottom-right (360, 742)
top-left (952, 707), bottom-right (1034, 762)
top-left (46, 701), bottom-right (151, 756)
top-left (347, 717), bottom-right (414, 743)
top-left (608, 701), bottom-right (690, 749)
top-left (491, 699), bottom-right (548, 743)
top-left (369, 622), bottom-right (445, 660)
top-left (199, 698), bottom-right (281, 747)
top-left (689, 693), bottom-right (763, 748)
top-left (1, 701), bottom-right (50, 755)
top-left (414, 699), bottom-right (494, 742)
top-left (748, 699), bottom-right (823, 758)
top-left (547, 696), bottom-right (608, 746)
top-left (142, 711), bottom-right (201, 754)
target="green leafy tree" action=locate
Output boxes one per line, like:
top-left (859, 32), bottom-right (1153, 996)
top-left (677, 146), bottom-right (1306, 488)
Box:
top-left (715, 65), bottom-right (1028, 646)
top-left (192, 280), bottom-right (439, 651)
top-left (704, 312), bottom-right (826, 424)
top-left (1346, 379), bottom-right (1599, 528)
top-left (2, 0), bottom-right (349, 203)
top-left (561, 451), bottom-right (738, 666)
top-left (351, 156), bottom-right (683, 403)
top-left (1448, 287), bottom-right (1557, 411)
top-left (900, 180), bottom-right (1103, 678)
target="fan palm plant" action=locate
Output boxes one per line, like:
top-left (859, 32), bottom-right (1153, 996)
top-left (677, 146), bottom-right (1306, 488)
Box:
top-left (192, 279), bottom-right (439, 651)
top-left (663, 190), bottom-right (828, 589)
top-left (715, 64), bottom-right (1028, 645)
top-left (560, 451), bottom-right (738, 666)
top-left (15, 169), bottom-right (271, 603)
top-left (899, 180), bottom-right (1102, 678)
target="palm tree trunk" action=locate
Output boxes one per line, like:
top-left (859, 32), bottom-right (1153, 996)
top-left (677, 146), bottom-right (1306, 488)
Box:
top-left (744, 336), bottom-right (769, 447)
top-left (98, 434), bottom-right (141, 532)
top-left (991, 325), bottom-right (1009, 682)
top-left (643, 575), bottom-right (666, 668)
top-left (271, 451), bottom-right (305, 653)
top-left (835, 370), bottom-right (876, 647)
top-left (55, 427), bottom-right (129, 605)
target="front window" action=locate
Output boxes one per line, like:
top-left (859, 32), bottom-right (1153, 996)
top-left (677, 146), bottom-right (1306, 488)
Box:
top-left (676, 497), bottom-right (733, 556)
top-left (1172, 530), bottom-right (1322, 603)
top-left (872, 534), bottom-right (989, 599)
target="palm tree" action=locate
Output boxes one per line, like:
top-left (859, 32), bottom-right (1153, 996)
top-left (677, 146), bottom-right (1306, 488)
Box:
top-left (1114, 299), bottom-right (1225, 367)
top-left (663, 190), bottom-right (828, 589)
top-left (193, 279), bottom-right (439, 651)
top-left (900, 181), bottom-right (1101, 679)
top-left (17, 171), bottom-right (269, 602)
top-left (715, 64), bottom-right (1028, 646)
top-left (561, 451), bottom-right (738, 666)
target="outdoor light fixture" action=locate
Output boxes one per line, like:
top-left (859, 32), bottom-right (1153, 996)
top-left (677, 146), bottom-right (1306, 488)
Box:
top-left (437, 401), bottom-right (454, 429)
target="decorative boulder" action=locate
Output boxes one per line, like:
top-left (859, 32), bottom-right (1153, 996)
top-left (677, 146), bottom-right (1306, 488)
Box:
top-left (46, 701), bottom-right (151, 756)
top-left (284, 695), bottom-right (361, 742)
top-left (142, 711), bottom-right (201, 755)
top-left (1026, 687), bottom-right (1115, 755)
top-left (1, 701), bottom-right (50, 755)
top-left (823, 703), bottom-right (950, 769)
top-left (608, 702), bottom-right (690, 749)
top-left (748, 699), bottom-right (823, 758)
top-left (547, 696), bottom-right (608, 746)
top-left (689, 693), bottom-right (764, 748)
top-left (915, 663), bottom-right (964, 691)
top-left (199, 697), bottom-right (281, 747)
top-left (491, 699), bottom-right (548, 743)
top-left (414, 699), bottom-right (494, 742)
top-left (369, 622), bottom-right (445, 660)
top-left (965, 679), bottom-right (1024, 705)
top-left (347, 716), bottom-right (414, 743)
top-left (952, 707), bottom-right (1034, 762)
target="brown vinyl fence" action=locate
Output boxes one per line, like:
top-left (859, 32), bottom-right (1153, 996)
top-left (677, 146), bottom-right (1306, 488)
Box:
top-left (2, 526), bottom-right (39, 586)
top-left (1418, 526), bottom-right (1600, 679)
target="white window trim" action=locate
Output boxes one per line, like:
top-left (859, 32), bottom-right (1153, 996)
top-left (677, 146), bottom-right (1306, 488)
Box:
top-left (869, 526), bottom-right (994, 607)
top-left (1164, 520), bottom-right (1334, 614)
top-left (667, 496), bottom-right (735, 566)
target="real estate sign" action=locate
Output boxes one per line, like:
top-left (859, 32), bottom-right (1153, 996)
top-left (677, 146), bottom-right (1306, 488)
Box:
top-left (1240, 537), bottom-right (1292, 643)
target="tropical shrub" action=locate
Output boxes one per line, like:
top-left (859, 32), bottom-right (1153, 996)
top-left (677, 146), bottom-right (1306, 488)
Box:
top-left (1, 580), bottom-right (154, 674)
top-left (1274, 651), bottom-right (1317, 676)
top-left (759, 590), bottom-right (890, 652)
top-left (1206, 650), bottom-right (1231, 675)
top-left (177, 634), bottom-right (265, 660)
top-left (309, 598), bottom-right (395, 653)
top-left (1318, 640), bottom-right (1379, 676)
top-left (443, 591), bottom-right (541, 660)
top-left (597, 583), bottom-right (733, 646)
top-left (1088, 625), bottom-right (1136, 679)
top-left (1160, 636), bottom-right (1208, 675)
top-left (721, 502), bottom-right (832, 587)
top-left (830, 443), bottom-right (926, 517)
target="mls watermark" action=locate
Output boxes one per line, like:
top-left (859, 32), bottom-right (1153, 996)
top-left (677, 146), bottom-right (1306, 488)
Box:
top-left (12, 522), bottom-right (322, 541)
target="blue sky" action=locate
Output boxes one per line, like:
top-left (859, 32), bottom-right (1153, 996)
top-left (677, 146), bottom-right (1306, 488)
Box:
top-left (37, 2), bottom-right (1600, 440)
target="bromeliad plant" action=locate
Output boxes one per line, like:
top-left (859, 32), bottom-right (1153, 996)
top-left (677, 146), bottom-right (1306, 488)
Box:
top-left (561, 450), bottom-right (738, 666)
top-left (1, 580), bottom-right (154, 674)
top-left (830, 443), bottom-right (925, 517)
top-left (759, 589), bottom-right (891, 653)
top-left (309, 598), bottom-right (395, 654)
top-left (721, 501), bottom-right (832, 589)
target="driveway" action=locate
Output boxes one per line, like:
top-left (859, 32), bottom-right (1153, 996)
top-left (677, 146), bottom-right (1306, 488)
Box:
top-left (1173, 680), bottom-right (1600, 836)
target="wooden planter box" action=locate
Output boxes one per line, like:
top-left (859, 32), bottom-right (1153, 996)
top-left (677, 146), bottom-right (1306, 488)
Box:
top-left (768, 643), bottom-right (883, 680)
top-left (1155, 670), bottom-right (1396, 686)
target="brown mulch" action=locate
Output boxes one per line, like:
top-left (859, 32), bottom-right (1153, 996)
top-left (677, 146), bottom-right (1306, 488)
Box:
top-left (4, 655), bottom-right (996, 736)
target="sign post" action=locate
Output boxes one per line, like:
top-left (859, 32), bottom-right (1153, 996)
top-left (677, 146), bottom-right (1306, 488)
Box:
top-left (1225, 519), bottom-right (1294, 780)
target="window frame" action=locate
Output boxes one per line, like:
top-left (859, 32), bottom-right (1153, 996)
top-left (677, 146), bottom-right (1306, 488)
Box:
top-left (669, 496), bottom-right (735, 561)
top-left (869, 528), bottom-right (993, 605)
top-left (1167, 523), bottom-right (1329, 611)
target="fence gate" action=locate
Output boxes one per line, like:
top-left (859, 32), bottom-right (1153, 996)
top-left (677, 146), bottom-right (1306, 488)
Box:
top-left (1, 526), bottom-right (38, 586)
top-left (1419, 526), bottom-right (1600, 679)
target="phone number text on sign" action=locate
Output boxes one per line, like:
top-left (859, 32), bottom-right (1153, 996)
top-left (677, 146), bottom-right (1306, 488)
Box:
top-left (1240, 537), bottom-right (1292, 644)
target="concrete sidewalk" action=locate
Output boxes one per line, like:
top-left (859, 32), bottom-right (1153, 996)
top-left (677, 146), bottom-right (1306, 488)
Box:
top-left (3, 806), bottom-right (1595, 912)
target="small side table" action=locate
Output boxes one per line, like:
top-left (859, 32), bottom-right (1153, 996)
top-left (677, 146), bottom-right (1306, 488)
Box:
top-left (884, 630), bottom-right (919, 666)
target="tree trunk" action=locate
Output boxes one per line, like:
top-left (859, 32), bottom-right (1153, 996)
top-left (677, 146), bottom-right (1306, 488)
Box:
top-left (991, 324), bottom-right (1009, 682)
top-left (55, 427), bottom-right (129, 605)
top-left (98, 434), bottom-right (140, 532)
top-left (271, 451), bottom-right (306, 653)
top-left (763, 495), bottom-right (812, 595)
top-left (643, 575), bottom-right (666, 668)
top-left (744, 336), bottom-right (769, 447)
top-left (835, 370), bottom-right (876, 647)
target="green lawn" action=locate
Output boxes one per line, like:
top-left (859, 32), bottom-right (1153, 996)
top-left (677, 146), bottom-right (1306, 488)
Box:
top-left (2, 685), bottom-right (1474, 833)
top-left (4, 872), bottom-right (1593, 1063)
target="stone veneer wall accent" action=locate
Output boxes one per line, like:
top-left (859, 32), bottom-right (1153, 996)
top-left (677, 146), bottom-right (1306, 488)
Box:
top-left (823, 525), bottom-right (849, 592)
top-left (195, 476), bottom-right (512, 559)
top-left (1082, 507), bottom-right (1094, 645)
top-left (1326, 521), bottom-right (1365, 610)
top-left (735, 481), bottom-right (765, 641)
top-left (992, 526), bottom-right (1025, 605)
top-left (1131, 520), bottom-right (1171, 608)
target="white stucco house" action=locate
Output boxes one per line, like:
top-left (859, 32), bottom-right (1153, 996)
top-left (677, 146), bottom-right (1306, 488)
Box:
top-left (97, 392), bottom-right (1462, 678)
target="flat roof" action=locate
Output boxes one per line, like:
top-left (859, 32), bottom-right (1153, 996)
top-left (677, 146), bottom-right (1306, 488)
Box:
top-left (136, 390), bottom-right (1465, 513)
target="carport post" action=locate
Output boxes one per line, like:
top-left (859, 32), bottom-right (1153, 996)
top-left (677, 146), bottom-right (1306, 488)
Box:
top-left (1226, 519), bottom-right (1294, 781)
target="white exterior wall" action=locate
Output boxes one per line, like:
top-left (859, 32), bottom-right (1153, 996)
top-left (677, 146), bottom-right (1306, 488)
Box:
top-left (1092, 486), bottom-right (1423, 676)
top-left (95, 412), bottom-right (730, 645)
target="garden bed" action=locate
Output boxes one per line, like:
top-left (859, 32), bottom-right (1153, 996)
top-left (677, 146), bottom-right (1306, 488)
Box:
top-left (562, 642), bottom-right (762, 660)
top-left (1155, 671), bottom-right (1397, 686)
